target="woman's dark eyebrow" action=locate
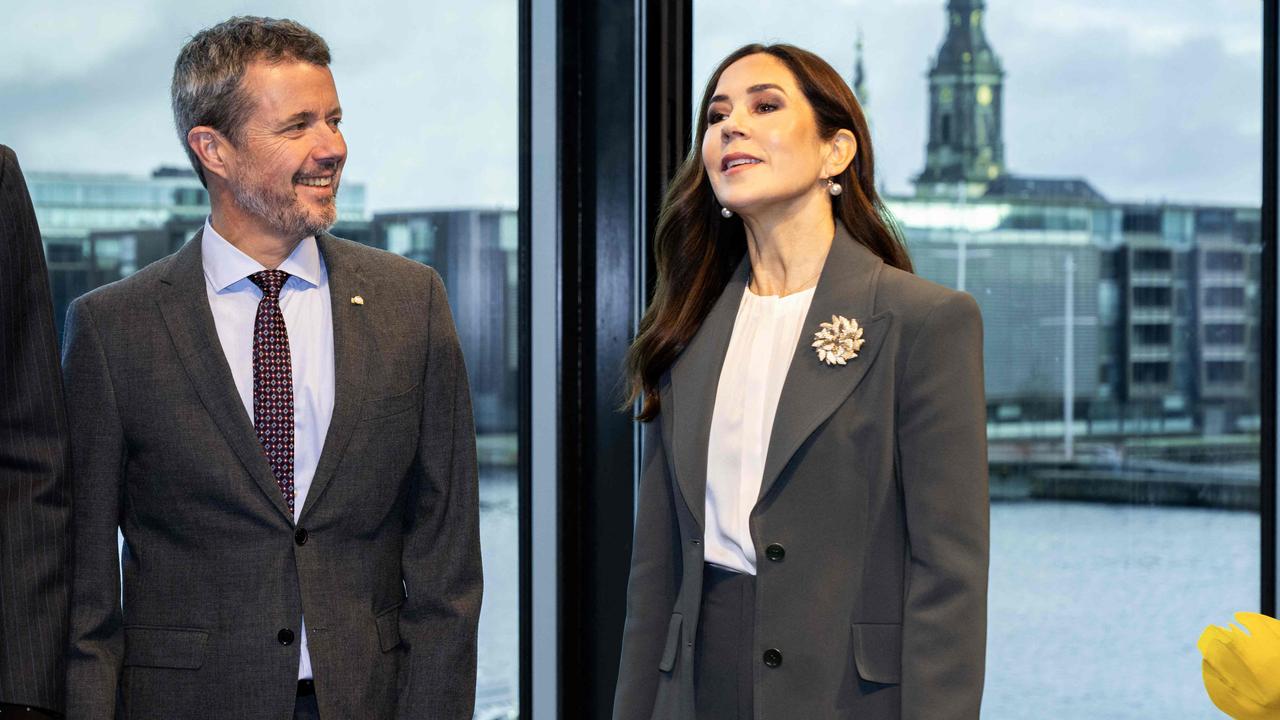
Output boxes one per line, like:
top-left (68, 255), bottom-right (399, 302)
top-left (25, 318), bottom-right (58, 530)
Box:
top-left (709, 83), bottom-right (787, 105)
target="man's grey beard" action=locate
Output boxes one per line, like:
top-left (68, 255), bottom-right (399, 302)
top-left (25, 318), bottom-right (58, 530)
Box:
top-left (230, 168), bottom-right (338, 241)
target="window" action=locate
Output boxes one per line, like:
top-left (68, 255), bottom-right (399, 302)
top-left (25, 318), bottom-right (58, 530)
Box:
top-left (1133, 323), bottom-right (1171, 345)
top-left (1133, 361), bottom-right (1171, 384)
top-left (7, 5), bottom-right (525, 716)
top-left (1133, 248), bottom-right (1173, 271)
top-left (1205, 287), bottom-right (1246, 308)
top-left (1133, 286), bottom-right (1172, 307)
top-left (1205, 323), bottom-right (1246, 344)
top-left (693, 1), bottom-right (1261, 716)
top-left (1206, 361), bottom-right (1246, 383)
top-left (1205, 250), bottom-right (1245, 272)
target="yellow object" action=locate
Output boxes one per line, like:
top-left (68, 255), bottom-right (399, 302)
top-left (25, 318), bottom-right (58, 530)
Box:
top-left (1199, 612), bottom-right (1280, 718)
top-left (350, 295), bottom-right (364, 305)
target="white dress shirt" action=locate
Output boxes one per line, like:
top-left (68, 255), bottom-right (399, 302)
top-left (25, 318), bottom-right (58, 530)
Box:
top-left (704, 284), bottom-right (816, 576)
top-left (200, 218), bottom-right (334, 680)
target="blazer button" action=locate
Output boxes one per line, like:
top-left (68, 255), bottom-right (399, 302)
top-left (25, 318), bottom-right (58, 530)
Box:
top-left (691, 539), bottom-right (701, 545)
top-left (765, 543), bottom-right (785, 561)
top-left (762, 648), bottom-right (783, 667)
top-left (294, 527), bottom-right (309, 546)
top-left (278, 628), bottom-right (295, 646)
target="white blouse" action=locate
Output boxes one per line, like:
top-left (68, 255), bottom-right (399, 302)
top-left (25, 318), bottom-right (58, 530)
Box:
top-left (704, 283), bottom-right (816, 576)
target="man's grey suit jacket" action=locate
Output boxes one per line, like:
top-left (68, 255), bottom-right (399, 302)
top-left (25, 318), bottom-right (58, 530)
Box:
top-left (63, 230), bottom-right (482, 719)
top-left (613, 224), bottom-right (989, 719)
top-left (0, 145), bottom-right (70, 713)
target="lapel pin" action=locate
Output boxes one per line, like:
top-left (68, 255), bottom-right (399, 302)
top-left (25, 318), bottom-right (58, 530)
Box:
top-left (350, 295), bottom-right (365, 306)
top-left (812, 314), bottom-right (865, 366)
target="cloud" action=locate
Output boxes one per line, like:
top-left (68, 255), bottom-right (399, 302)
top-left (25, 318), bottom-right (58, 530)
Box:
top-left (0, 0), bottom-right (1262, 211)
top-left (694, 0), bottom-right (1262, 206)
top-left (0, 0), bottom-right (518, 213)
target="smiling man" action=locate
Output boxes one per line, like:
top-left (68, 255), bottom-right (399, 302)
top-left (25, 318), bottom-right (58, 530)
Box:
top-left (62, 17), bottom-right (481, 720)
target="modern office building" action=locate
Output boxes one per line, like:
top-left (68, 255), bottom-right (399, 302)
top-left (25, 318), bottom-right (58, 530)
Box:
top-left (26, 166), bottom-right (367, 333)
top-left (370, 209), bottom-right (519, 436)
top-left (875, 0), bottom-right (1262, 441)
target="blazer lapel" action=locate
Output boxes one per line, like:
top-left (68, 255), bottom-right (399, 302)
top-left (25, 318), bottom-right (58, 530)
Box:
top-left (299, 233), bottom-right (367, 522)
top-left (668, 257), bottom-right (750, 530)
top-left (758, 224), bottom-right (893, 504)
top-left (156, 231), bottom-right (293, 523)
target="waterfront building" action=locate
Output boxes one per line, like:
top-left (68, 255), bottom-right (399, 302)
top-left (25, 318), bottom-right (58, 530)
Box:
top-left (878, 0), bottom-right (1262, 443)
top-left (25, 166), bottom-right (366, 333)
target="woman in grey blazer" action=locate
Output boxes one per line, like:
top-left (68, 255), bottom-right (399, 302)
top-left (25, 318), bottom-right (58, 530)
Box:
top-left (614, 44), bottom-right (988, 720)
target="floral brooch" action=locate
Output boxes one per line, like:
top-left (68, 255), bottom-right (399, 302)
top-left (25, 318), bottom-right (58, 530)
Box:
top-left (812, 314), bottom-right (865, 366)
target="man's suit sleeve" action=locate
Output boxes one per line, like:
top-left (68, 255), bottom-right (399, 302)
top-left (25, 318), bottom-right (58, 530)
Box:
top-left (0, 146), bottom-right (70, 715)
top-left (398, 268), bottom-right (483, 719)
top-left (612, 416), bottom-right (680, 720)
top-left (61, 297), bottom-right (127, 716)
top-left (896, 290), bottom-right (989, 719)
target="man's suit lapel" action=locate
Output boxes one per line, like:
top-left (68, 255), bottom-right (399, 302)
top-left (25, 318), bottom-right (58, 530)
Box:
top-left (668, 257), bottom-right (750, 530)
top-left (758, 224), bottom-right (892, 503)
top-left (157, 231), bottom-right (294, 523)
top-left (299, 233), bottom-right (367, 522)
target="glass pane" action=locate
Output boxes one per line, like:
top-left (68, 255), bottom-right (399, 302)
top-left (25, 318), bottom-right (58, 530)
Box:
top-left (693, 2), bottom-right (1261, 717)
top-left (4, 4), bottom-right (521, 717)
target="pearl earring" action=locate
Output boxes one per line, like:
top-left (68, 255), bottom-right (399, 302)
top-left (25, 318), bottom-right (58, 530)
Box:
top-left (720, 207), bottom-right (733, 218)
top-left (826, 178), bottom-right (843, 196)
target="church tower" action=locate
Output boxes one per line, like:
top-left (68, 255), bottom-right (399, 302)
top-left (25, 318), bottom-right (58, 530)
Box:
top-left (852, 30), bottom-right (869, 108)
top-left (915, 0), bottom-right (1006, 197)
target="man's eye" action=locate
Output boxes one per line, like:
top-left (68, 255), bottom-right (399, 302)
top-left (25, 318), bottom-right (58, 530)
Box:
top-left (289, 123), bottom-right (306, 132)
top-left (329, 118), bottom-right (343, 129)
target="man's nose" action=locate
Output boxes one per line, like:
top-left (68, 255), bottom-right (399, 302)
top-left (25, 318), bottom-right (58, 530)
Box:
top-left (314, 126), bottom-right (347, 164)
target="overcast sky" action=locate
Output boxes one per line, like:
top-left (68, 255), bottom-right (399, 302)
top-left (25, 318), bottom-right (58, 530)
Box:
top-left (0, 0), bottom-right (1262, 213)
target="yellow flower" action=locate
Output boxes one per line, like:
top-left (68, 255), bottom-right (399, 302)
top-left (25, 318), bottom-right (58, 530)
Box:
top-left (1199, 612), bottom-right (1280, 718)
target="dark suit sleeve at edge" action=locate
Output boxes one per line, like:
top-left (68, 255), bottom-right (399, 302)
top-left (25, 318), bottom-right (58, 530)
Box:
top-left (612, 416), bottom-right (680, 720)
top-left (61, 297), bottom-right (127, 717)
top-left (0, 146), bottom-right (71, 713)
top-left (397, 268), bottom-right (483, 720)
top-left (895, 291), bottom-right (989, 720)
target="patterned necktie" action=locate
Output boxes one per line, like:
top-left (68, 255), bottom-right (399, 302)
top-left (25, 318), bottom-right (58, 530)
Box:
top-left (249, 270), bottom-right (295, 513)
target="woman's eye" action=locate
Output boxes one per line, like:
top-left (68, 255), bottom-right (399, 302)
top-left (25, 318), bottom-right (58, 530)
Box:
top-left (757, 102), bottom-right (778, 113)
top-left (708, 111), bottom-right (726, 124)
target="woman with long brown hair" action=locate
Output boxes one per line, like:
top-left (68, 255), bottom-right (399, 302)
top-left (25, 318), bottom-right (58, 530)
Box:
top-left (612, 44), bottom-right (988, 719)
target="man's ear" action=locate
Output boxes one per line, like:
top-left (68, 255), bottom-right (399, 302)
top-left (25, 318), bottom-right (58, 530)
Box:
top-left (187, 126), bottom-right (233, 183)
top-left (823, 128), bottom-right (857, 178)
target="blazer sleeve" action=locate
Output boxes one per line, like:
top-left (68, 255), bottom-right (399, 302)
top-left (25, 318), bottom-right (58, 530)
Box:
top-left (397, 268), bottom-right (483, 720)
top-left (62, 297), bottom-right (128, 717)
top-left (612, 415), bottom-right (681, 720)
top-left (896, 290), bottom-right (989, 719)
top-left (0, 146), bottom-right (70, 713)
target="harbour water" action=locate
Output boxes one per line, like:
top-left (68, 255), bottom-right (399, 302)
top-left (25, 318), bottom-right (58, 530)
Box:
top-left (475, 480), bottom-right (1258, 719)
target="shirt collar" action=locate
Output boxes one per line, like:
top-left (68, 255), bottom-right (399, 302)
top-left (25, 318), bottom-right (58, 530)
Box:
top-left (201, 217), bottom-right (323, 292)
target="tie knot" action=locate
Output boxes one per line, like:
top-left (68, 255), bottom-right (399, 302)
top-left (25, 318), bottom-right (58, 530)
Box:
top-left (250, 270), bottom-right (290, 299)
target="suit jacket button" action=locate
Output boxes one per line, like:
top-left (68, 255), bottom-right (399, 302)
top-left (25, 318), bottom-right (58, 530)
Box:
top-left (763, 648), bottom-right (782, 667)
top-left (294, 527), bottom-right (309, 546)
top-left (765, 543), bottom-right (785, 561)
top-left (278, 628), bottom-right (295, 645)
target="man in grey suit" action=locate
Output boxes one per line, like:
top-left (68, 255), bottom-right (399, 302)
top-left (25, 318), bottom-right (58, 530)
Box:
top-left (0, 145), bottom-right (69, 720)
top-left (63, 17), bottom-right (482, 719)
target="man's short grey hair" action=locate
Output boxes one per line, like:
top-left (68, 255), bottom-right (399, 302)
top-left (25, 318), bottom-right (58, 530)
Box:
top-left (171, 16), bottom-right (331, 187)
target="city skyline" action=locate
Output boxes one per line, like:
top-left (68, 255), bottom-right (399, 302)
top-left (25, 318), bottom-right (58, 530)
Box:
top-left (0, 0), bottom-right (1262, 214)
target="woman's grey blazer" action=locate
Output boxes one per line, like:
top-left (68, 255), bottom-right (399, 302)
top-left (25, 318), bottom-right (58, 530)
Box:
top-left (613, 224), bottom-right (989, 720)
